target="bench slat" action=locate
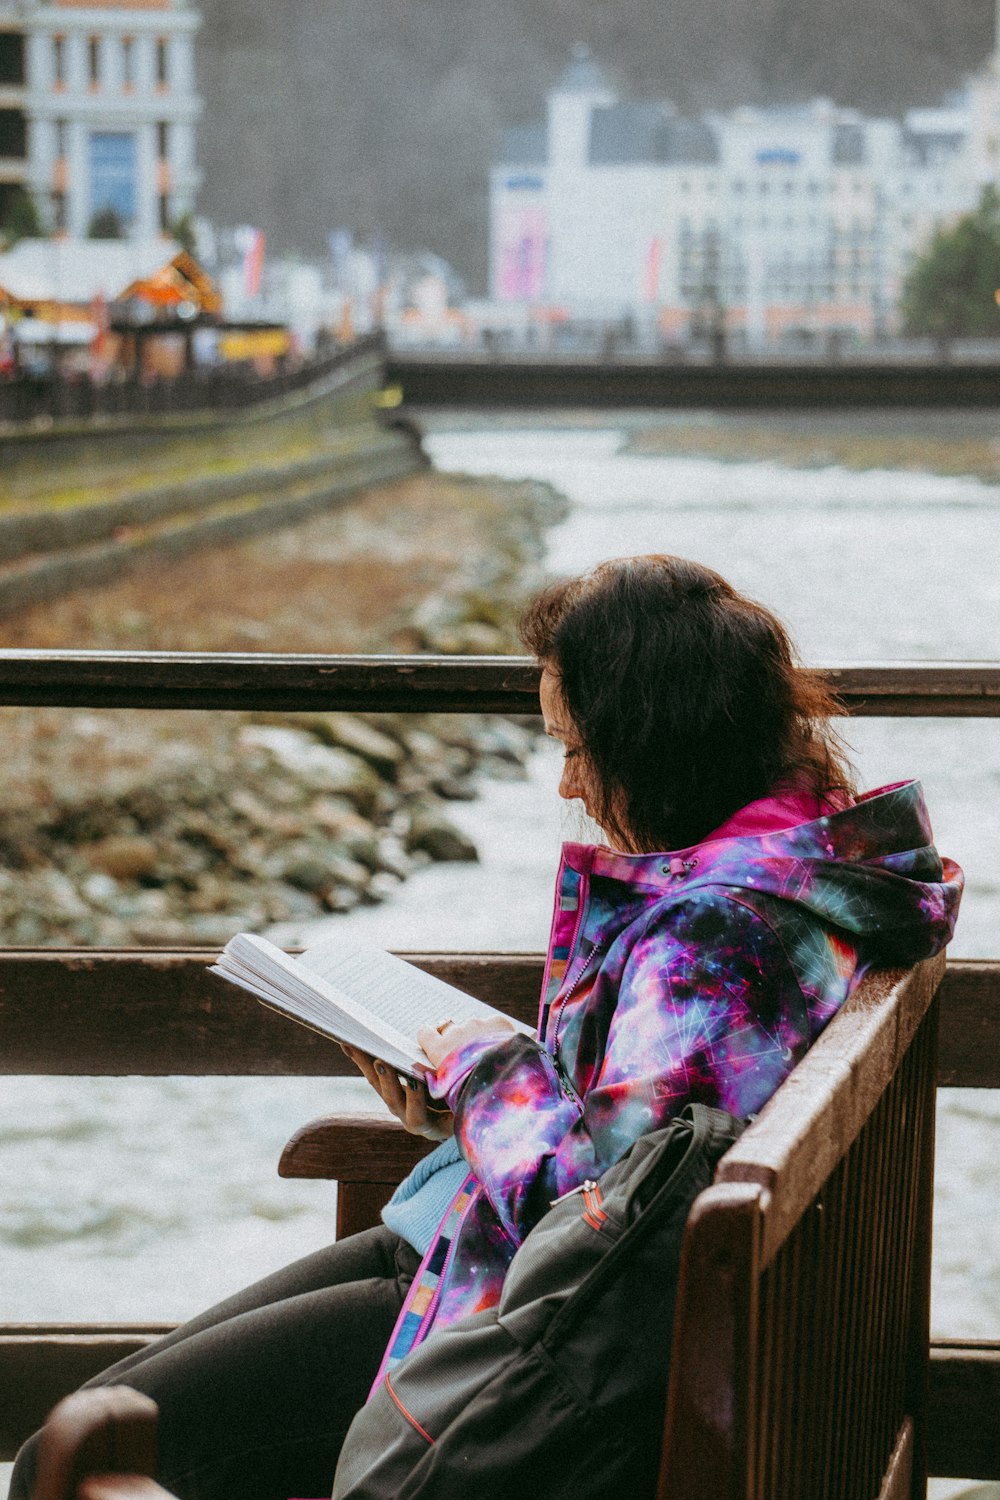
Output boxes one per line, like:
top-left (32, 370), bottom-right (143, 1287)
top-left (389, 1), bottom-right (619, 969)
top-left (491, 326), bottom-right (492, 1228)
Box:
top-left (928, 1340), bottom-right (1000, 1479)
top-left (0, 952), bottom-right (995, 1086)
top-left (1, 1331), bottom-right (997, 1470)
top-left (0, 1329), bottom-right (171, 1463)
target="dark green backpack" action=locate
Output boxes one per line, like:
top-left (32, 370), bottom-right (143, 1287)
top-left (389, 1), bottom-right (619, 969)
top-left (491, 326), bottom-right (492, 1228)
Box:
top-left (333, 1103), bottom-right (745, 1500)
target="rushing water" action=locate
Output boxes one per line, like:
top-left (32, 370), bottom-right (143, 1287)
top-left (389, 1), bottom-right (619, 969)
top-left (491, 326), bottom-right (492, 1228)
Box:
top-left (2, 420), bottom-right (998, 1497)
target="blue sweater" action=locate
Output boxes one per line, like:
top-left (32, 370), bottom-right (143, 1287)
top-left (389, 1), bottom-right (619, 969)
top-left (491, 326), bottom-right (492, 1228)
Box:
top-left (380, 1136), bottom-right (469, 1254)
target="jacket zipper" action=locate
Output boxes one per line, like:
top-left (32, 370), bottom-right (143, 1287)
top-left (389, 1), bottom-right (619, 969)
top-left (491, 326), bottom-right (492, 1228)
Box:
top-left (546, 940), bottom-right (603, 1110)
top-left (550, 940), bottom-right (601, 1058)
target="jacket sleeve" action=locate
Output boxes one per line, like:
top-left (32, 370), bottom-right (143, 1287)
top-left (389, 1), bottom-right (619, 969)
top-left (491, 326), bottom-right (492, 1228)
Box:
top-left (427, 894), bottom-right (812, 1246)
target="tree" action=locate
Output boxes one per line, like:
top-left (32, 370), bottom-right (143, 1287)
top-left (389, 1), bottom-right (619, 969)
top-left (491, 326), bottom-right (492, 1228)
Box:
top-left (0, 187), bottom-right (44, 248)
top-left (901, 186), bottom-right (1000, 346)
top-left (88, 206), bottom-right (125, 240)
top-left (169, 210), bottom-right (198, 256)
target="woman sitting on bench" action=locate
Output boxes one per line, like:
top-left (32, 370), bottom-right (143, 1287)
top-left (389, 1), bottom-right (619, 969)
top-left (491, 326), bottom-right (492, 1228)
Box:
top-left (11, 554), bottom-right (962, 1500)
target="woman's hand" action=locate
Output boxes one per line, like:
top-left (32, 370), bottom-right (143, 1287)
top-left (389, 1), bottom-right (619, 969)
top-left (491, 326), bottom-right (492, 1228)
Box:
top-left (340, 1044), bottom-right (455, 1141)
top-left (415, 1015), bottom-right (517, 1070)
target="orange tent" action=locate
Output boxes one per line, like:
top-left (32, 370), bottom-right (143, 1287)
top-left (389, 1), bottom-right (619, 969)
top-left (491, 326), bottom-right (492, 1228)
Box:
top-left (117, 252), bottom-right (222, 317)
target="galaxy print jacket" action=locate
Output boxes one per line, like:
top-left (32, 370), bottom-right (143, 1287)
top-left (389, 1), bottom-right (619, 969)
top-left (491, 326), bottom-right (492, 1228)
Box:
top-left (375, 779), bottom-right (962, 1379)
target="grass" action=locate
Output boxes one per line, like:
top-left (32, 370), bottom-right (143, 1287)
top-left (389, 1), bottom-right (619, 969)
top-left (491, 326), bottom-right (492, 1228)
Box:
top-left (624, 412), bottom-right (1000, 483)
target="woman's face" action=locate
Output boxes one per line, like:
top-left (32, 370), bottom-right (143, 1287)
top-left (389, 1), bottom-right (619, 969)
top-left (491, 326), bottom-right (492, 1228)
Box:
top-left (539, 665), bottom-right (595, 817)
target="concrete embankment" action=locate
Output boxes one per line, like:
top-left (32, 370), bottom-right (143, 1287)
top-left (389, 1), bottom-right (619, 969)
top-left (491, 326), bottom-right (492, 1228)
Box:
top-left (0, 341), bottom-right (425, 618)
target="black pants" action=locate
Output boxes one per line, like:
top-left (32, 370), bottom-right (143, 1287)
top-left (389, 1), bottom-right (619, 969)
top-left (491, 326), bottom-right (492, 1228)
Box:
top-left (11, 1225), bottom-right (421, 1500)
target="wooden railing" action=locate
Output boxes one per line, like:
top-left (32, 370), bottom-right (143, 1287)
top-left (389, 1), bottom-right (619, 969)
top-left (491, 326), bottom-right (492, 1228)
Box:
top-left (0, 653), bottom-right (997, 1482)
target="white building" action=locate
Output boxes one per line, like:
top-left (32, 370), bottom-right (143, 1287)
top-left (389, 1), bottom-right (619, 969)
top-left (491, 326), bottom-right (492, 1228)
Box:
top-left (490, 44), bottom-right (1000, 347)
top-left (0, 0), bottom-right (201, 242)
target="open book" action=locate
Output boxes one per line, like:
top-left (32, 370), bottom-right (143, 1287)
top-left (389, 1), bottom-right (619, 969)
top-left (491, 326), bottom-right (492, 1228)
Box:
top-left (211, 933), bottom-right (535, 1078)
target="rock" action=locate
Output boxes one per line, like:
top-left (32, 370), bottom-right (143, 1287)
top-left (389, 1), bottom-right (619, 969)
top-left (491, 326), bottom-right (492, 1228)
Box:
top-left (38, 870), bottom-right (92, 920)
top-left (264, 883), bottom-right (328, 922)
top-left (427, 621), bottom-right (510, 655)
top-left (80, 872), bottom-right (121, 910)
top-left (238, 727), bottom-right (382, 814)
top-left (128, 917), bottom-right (197, 946)
top-left (365, 871), bottom-right (402, 903)
top-left (308, 796), bottom-right (370, 834)
top-left (374, 836), bottom-right (412, 880)
top-left (474, 720), bottom-right (534, 764)
top-left (307, 713), bottom-right (405, 778)
top-left (432, 774), bottom-right (477, 800)
top-left (84, 835), bottom-right (159, 881)
top-left (478, 754), bottom-right (529, 782)
top-left (320, 884), bottom-right (361, 913)
top-left (229, 789), bottom-right (307, 839)
top-left (405, 808), bottom-right (478, 863)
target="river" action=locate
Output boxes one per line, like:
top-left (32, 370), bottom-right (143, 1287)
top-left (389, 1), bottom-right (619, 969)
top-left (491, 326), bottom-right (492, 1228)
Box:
top-left (2, 417), bottom-right (998, 1496)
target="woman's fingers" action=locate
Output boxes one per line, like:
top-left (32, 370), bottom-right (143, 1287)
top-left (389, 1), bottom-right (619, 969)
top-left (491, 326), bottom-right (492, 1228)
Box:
top-left (417, 1015), bottom-right (516, 1069)
top-left (401, 1075), bottom-right (455, 1140)
top-left (340, 1043), bottom-right (382, 1092)
top-left (340, 1044), bottom-right (452, 1138)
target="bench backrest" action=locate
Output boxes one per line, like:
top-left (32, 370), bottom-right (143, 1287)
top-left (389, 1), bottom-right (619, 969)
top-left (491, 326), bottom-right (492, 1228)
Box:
top-left (659, 953), bottom-right (944, 1500)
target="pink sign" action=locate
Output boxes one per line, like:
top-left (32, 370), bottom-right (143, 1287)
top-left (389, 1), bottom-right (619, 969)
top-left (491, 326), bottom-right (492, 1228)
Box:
top-left (498, 207), bottom-right (548, 300)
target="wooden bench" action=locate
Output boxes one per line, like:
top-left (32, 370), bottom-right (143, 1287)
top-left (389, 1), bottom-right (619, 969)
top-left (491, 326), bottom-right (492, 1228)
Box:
top-left (277, 952), bottom-right (946, 1500)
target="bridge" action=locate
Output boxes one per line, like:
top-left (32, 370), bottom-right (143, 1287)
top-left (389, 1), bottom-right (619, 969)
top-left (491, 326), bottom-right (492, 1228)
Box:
top-left (385, 352), bottom-right (1000, 409)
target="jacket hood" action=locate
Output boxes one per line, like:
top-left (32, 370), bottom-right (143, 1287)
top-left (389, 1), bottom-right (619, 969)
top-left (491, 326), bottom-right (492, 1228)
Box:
top-left (562, 780), bottom-right (963, 966)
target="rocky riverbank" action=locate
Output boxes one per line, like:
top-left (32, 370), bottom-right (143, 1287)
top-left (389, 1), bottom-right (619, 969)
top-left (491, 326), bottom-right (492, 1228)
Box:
top-left (0, 468), bottom-right (567, 946)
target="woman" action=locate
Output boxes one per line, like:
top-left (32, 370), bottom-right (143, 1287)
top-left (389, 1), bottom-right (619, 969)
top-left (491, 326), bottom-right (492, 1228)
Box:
top-left (11, 555), bottom-right (962, 1500)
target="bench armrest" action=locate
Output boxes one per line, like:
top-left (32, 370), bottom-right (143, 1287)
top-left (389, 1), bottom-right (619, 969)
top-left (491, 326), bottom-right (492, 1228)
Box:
top-left (33, 1389), bottom-right (175, 1500)
top-left (279, 1111), bottom-right (434, 1238)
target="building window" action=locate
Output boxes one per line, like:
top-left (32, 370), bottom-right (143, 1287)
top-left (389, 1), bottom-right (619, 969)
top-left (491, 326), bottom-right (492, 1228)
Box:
top-left (156, 38), bottom-right (169, 87)
top-left (0, 31), bottom-right (25, 86)
top-left (122, 36), bottom-right (134, 90)
top-left (56, 118), bottom-right (67, 158)
top-left (88, 130), bottom-right (137, 228)
top-left (0, 109), bottom-right (27, 159)
top-left (157, 121), bottom-right (169, 160)
top-left (53, 34), bottom-right (65, 88)
top-left (88, 35), bottom-right (101, 88)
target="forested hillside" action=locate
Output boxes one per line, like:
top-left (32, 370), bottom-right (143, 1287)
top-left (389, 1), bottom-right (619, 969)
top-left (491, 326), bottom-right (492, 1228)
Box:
top-left (196, 0), bottom-right (994, 289)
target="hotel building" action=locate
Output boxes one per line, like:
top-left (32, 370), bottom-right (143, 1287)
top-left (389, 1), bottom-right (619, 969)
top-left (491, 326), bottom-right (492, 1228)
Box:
top-left (0, 0), bottom-right (200, 241)
top-left (491, 45), bottom-right (1000, 345)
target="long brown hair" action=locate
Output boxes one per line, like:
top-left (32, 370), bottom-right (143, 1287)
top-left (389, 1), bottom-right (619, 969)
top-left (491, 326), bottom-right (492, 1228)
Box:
top-left (520, 555), bottom-right (854, 852)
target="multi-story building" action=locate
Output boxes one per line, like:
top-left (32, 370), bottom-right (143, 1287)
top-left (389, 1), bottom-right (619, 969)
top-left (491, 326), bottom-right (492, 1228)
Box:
top-left (491, 44), bottom-right (1000, 346)
top-left (0, 0), bottom-right (200, 241)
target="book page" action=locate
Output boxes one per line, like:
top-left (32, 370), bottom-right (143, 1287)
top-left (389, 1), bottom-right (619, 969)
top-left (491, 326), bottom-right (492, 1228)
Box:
top-left (214, 937), bottom-right (421, 1065)
top-left (296, 936), bottom-right (534, 1042)
top-left (212, 934), bottom-right (534, 1076)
